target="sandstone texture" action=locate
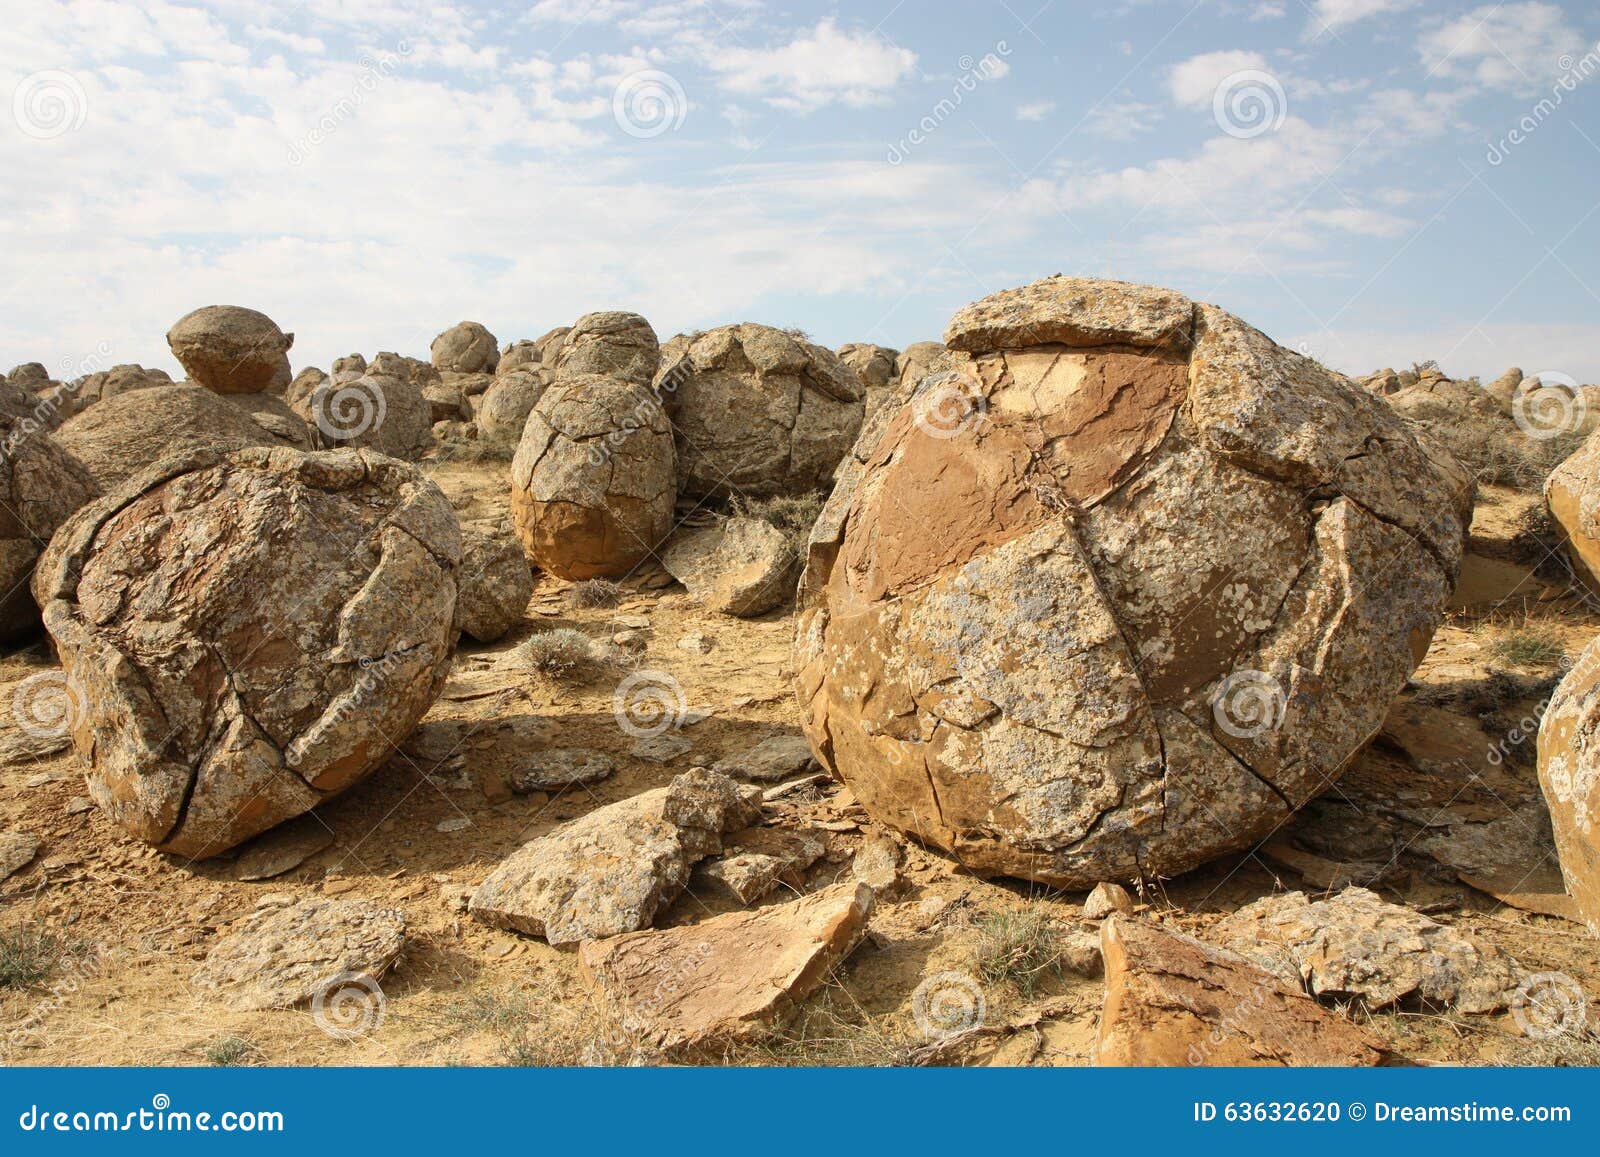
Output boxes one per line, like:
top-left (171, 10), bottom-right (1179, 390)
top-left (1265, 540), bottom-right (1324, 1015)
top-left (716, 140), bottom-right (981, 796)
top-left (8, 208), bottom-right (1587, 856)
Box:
top-left (578, 881), bottom-right (873, 1057)
top-left (795, 275), bottom-right (1466, 888)
top-left (34, 446), bottom-right (460, 858)
top-left (475, 369), bottom-right (549, 443)
top-left (510, 373), bottom-right (676, 580)
top-left (1096, 915), bottom-right (1385, 1066)
top-left (431, 321), bottom-right (499, 374)
top-left (661, 516), bottom-right (799, 617)
top-left (297, 372), bottom-right (433, 461)
top-left (838, 343), bottom-right (898, 391)
top-left (455, 524), bottom-right (533, 643)
top-left (0, 413), bottom-right (98, 640)
top-left (1545, 431), bottom-right (1600, 594)
top-left (657, 323), bottom-right (865, 500)
top-left (1537, 635), bottom-right (1600, 935)
top-left (468, 768), bottom-right (759, 945)
top-left (550, 311), bottom-right (659, 386)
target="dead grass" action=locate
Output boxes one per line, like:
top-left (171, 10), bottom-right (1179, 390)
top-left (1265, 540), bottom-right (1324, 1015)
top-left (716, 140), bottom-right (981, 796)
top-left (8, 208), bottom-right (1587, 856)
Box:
top-left (0, 926), bottom-right (64, 989)
top-left (731, 491), bottom-right (827, 554)
top-left (743, 993), bottom-right (919, 1067)
top-left (1415, 410), bottom-right (1585, 492)
top-left (970, 908), bottom-right (1063, 997)
top-left (201, 1035), bottom-right (259, 1066)
top-left (431, 431), bottom-right (518, 464)
top-left (568, 578), bottom-right (622, 608)
top-left (511, 629), bottom-right (599, 681)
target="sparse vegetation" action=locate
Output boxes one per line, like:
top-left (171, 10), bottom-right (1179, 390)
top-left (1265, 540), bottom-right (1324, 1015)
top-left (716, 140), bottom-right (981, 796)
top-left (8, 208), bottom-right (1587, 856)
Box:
top-left (1416, 410), bottom-right (1585, 491)
top-left (432, 431), bottom-right (518, 464)
top-left (971, 908), bottom-right (1063, 997)
top-left (568, 578), bottom-right (622, 608)
top-left (202, 1035), bottom-right (258, 1066)
top-left (731, 490), bottom-right (827, 553)
top-left (1490, 628), bottom-right (1567, 668)
top-left (511, 628), bottom-right (599, 680)
top-left (0, 926), bottom-right (63, 989)
top-left (746, 994), bottom-right (918, 1067)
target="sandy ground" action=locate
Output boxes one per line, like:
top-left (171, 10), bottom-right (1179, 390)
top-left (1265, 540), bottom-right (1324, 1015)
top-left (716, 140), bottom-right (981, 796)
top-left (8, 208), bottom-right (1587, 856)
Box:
top-left (2, 464), bottom-right (1597, 1068)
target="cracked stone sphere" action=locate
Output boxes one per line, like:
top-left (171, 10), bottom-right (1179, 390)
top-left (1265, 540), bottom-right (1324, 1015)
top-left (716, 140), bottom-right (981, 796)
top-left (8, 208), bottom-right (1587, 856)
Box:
top-left (34, 446), bottom-right (461, 859)
top-left (509, 372), bottom-right (676, 580)
top-left (794, 276), bottom-right (1468, 888)
top-left (166, 305), bottom-right (294, 395)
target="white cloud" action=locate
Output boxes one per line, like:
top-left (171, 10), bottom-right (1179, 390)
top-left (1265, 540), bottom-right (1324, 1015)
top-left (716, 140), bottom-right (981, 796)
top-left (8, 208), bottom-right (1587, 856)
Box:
top-left (1016, 100), bottom-right (1055, 121)
top-left (1306, 0), bottom-right (1416, 36)
top-left (1296, 321), bottom-right (1600, 383)
top-left (1418, 2), bottom-right (1586, 92)
top-left (706, 19), bottom-right (918, 112)
top-left (1167, 50), bottom-right (1270, 108)
top-left (1082, 95), bottom-right (1161, 140)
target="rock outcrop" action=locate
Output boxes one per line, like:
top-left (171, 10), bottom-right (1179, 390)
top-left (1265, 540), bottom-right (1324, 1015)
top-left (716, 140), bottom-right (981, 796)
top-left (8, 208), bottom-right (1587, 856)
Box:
top-left (34, 446), bottom-right (460, 858)
top-left (657, 324), bottom-right (865, 499)
top-left (838, 342), bottom-right (899, 391)
top-left (795, 276), bottom-right (1466, 888)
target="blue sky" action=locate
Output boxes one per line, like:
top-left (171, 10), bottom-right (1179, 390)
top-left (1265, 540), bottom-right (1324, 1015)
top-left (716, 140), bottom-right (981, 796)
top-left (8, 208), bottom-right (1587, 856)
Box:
top-left (3, 0), bottom-right (1599, 382)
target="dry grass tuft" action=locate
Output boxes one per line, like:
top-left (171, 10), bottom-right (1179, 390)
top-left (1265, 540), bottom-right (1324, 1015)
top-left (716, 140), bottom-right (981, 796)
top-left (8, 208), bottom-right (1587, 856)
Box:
top-left (970, 908), bottom-right (1063, 996)
top-left (511, 629), bottom-right (599, 681)
top-left (568, 578), bottom-right (622, 608)
top-left (0, 926), bottom-right (64, 989)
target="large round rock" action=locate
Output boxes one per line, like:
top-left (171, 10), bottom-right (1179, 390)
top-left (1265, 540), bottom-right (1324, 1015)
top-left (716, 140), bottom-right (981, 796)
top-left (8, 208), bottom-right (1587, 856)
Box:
top-left (34, 446), bottom-right (461, 858)
top-left (658, 324), bottom-right (864, 500)
top-left (0, 414), bottom-right (98, 640)
top-left (431, 321), bottom-right (499, 374)
top-left (794, 276), bottom-right (1467, 888)
top-left (294, 373), bottom-right (433, 461)
top-left (475, 369), bottom-right (549, 442)
top-left (166, 306), bottom-right (293, 395)
top-left (550, 312), bottom-right (659, 386)
top-left (510, 373), bottom-right (675, 580)
top-left (1537, 637), bottom-right (1600, 936)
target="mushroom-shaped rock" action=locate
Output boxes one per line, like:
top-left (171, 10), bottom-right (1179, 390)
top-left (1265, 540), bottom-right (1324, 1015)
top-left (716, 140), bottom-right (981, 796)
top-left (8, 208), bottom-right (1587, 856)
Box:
top-left (509, 373), bottom-right (676, 580)
top-left (1537, 634), bottom-right (1600, 935)
top-left (475, 369), bottom-right (549, 443)
top-left (657, 323), bottom-right (865, 500)
top-left (0, 415), bottom-right (98, 640)
top-left (430, 321), bottom-right (498, 374)
top-left (550, 311), bottom-right (659, 386)
top-left (295, 373), bottom-right (433, 461)
top-left (794, 276), bottom-right (1467, 888)
top-left (166, 306), bottom-right (294, 394)
top-left (54, 383), bottom-right (301, 492)
top-left (33, 446), bottom-right (461, 858)
top-left (456, 524), bottom-right (534, 643)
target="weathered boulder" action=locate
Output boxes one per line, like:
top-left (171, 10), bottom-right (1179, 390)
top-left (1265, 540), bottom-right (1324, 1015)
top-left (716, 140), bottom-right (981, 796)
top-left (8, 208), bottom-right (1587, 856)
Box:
top-left (893, 341), bottom-right (952, 392)
top-left (695, 826), bottom-right (826, 903)
top-left (497, 340), bottom-right (540, 375)
top-left (795, 276), bottom-right (1465, 888)
top-left (469, 768), bottom-right (760, 945)
top-left (550, 311), bottom-right (659, 386)
top-left (430, 321), bottom-right (498, 374)
top-left (579, 882), bottom-right (873, 1058)
top-left (331, 353), bottom-right (367, 377)
top-left (838, 342), bottom-right (899, 391)
top-left (1545, 432), bottom-right (1600, 594)
top-left (0, 413), bottom-right (99, 640)
top-left (7, 363), bottom-right (50, 389)
top-left (54, 382), bottom-right (299, 492)
top-left (535, 325), bottom-right (571, 362)
top-left (34, 446), bottom-right (461, 858)
top-left (710, 733), bottom-right (816, 783)
top-left (166, 305), bottom-right (294, 394)
top-left (510, 373), bottom-right (676, 580)
top-left (222, 391), bottom-right (315, 449)
top-left (1485, 366), bottom-right (1523, 410)
top-left (194, 897), bottom-right (405, 1012)
top-left (455, 524), bottom-right (534, 643)
top-left (77, 364), bottom-right (171, 408)
top-left (1096, 915), bottom-right (1385, 1066)
top-left (475, 369), bottom-right (549, 443)
top-left (1213, 888), bottom-right (1519, 1011)
top-left (660, 516), bottom-right (798, 617)
top-left (1537, 635), bottom-right (1600, 936)
top-left (657, 323), bottom-right (864, 500)
top-left (297, 372), bottom-right (433, 461)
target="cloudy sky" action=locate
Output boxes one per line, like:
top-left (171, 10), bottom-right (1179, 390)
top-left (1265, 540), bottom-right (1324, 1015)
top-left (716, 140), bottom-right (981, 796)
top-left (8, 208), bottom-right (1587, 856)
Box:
top-left (3, 0), bottom-right (1599, 382)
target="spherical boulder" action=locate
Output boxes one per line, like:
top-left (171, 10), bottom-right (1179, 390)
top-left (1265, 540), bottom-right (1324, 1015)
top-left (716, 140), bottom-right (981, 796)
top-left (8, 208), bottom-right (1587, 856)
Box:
top-left (475, 369), bottom-right (549, 442)
top-left (510, 373), bottom-right (676, 580)
top-left (54, 382), bottom-right (300, 491)
top-left (294, 373), bottom-right (433, 461)
top-left (550, 312), bottom-right (659, 386)
top-left (34, 446), bottom-right (461, 858)
top-left (1545, 432), bottom-right (1600, 594)
top-left (1537, 637), bottom-right (1600, 936)
top-left (794, 275), bottom-right (1467, 888)
top-left (431, 321), bottom-right (498, 374)
top-left (0, 415), bottom-right (98, 640)
top-left (456, 524), bottom-right (535, 643)
top-left (657, 323), bottom-right (864, 500)
top-left (166, 306), bottom-right (294, 394)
